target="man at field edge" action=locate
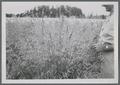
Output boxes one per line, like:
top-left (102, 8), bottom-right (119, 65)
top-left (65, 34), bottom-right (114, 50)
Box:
top-left (93, 5), bottom-right (114, 78)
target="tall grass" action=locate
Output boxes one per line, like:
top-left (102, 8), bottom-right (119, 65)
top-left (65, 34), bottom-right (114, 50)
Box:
top-left (6, 17), bottom-right (104, 79)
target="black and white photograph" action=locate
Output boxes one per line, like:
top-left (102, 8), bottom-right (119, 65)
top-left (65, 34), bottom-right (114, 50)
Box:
top-left (2, 1), bottom-right (118, 84)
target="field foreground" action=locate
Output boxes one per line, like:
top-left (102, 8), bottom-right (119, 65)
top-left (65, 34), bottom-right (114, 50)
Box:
top-left (6, 18), bottom-right (105, 79)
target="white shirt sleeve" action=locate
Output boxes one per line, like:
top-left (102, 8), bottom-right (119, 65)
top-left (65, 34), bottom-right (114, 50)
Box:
top-left (99, 15), bottom-right (114, 45)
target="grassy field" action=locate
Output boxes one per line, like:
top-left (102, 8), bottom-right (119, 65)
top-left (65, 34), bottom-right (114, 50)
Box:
top-left (6, 18), bottom-right (105, 79)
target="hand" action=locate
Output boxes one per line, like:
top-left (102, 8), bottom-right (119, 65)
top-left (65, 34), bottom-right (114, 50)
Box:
top-left (92, 42), bottom-right (104, 52)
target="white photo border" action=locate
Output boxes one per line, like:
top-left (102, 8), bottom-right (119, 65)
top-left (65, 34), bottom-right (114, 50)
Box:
top-left (1, 1), bottom-right (119, 84)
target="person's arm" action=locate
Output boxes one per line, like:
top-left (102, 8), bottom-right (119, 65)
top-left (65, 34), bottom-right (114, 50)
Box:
top-left (92, 41), bottom-right (114, 52)
top-left (93, 15), bottom-right (114, 52)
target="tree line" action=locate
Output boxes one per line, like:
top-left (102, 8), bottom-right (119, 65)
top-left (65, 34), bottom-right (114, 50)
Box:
top-left (6, 5), bottom-right (85, 18)
top-left (6, 5), bottom-right (106, 19)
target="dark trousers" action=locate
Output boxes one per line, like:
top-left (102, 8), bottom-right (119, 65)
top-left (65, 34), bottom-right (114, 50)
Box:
top-left (101, 51), bottom-right (114, 78)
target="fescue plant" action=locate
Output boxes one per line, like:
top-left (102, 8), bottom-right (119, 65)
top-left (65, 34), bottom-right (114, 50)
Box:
top-left (6, 17), bottom-right (104, 79)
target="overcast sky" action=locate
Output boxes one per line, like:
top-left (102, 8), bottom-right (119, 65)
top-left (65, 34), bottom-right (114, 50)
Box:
top-left (2, 2), bottom-right (113, 16)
